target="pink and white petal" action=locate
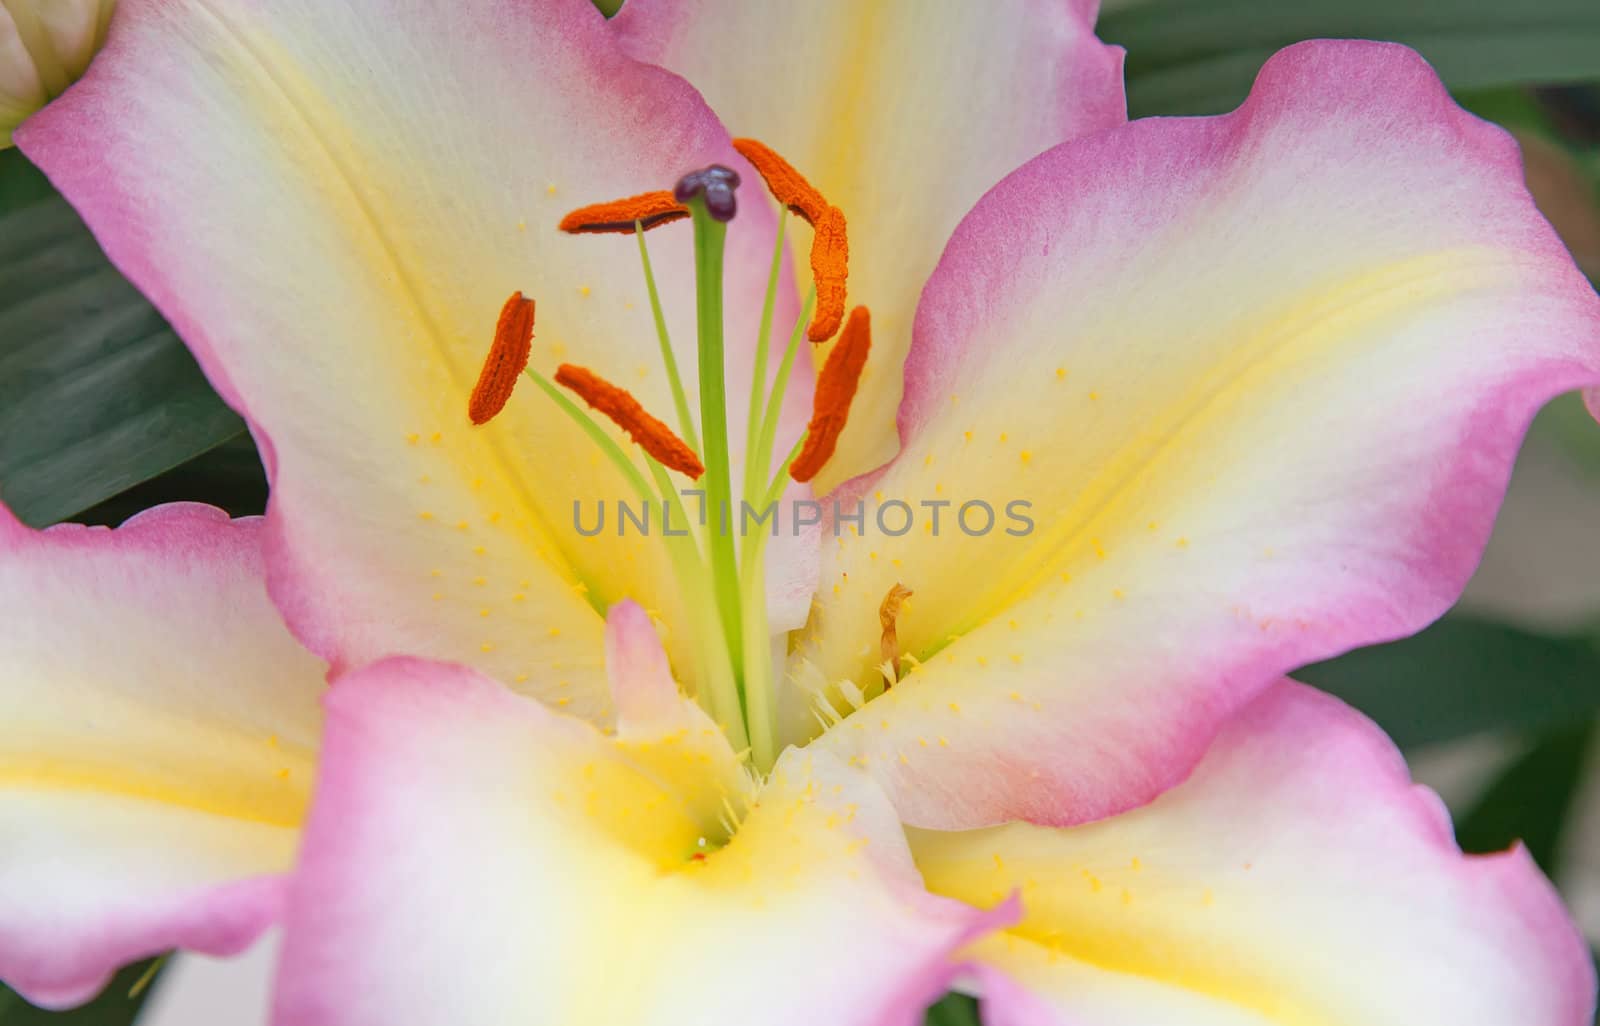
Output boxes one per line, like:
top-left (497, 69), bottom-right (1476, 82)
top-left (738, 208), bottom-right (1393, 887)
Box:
top-left (615, 0), bottom-right (1125, 489)
top-left (802, 40), bottom-right (1600, 829)
top-left (274, 657), bottom-right (1006, 1026)
top-left (913, 682), bottom-right (1595, 1026)
top-left (17, 0), bottom-right (800, 722)
top-left (0, 503), bottom-right (325, 1008)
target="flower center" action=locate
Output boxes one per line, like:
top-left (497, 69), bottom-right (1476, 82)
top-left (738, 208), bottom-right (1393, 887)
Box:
top-left (470, 143), bottom-right (867, 774)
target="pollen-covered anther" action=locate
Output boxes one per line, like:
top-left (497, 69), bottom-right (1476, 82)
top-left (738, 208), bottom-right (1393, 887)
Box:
top-left (468, 291), bottom-right (535, 425)
top-left (558, 190), bottom-right (689, 235)
top-left (731, 138), bottom-right (849, 342)
top-left (554, 364), bottom-right (705, 479)
top-left (878, 582), bottom-right (913, 680)
top-left (789, 306), bottom-right (871, 483)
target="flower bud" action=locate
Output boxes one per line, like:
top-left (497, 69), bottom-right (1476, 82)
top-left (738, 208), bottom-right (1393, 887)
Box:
top-left (1, 0), bottom-right (115, 147)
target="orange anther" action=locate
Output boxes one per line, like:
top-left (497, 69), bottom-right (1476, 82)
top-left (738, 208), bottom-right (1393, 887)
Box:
top-left (469, 292), bottom-right (535, 425)
top-left (732, 138), bottom-right (849, 343)
top-left (879, 582), bottom-right (913, 673)
top-left (790, 306), bottom-right (870, 483)
top-left (554, 364), bottom-right (705, 479)
top-left (559, 190), bottom-right (690, 234)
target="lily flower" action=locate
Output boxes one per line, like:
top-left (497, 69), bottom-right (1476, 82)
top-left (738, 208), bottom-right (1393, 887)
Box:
top-left (0, 0), bottom-right (115, 146)
top-left (8, 0), bottom-right (1600, 1021)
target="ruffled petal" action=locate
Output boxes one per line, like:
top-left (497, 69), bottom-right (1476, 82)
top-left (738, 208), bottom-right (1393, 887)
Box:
top-left (18, 0), bottom-right (802, 720)
top-left (801, 40), bottom-right (1600, 829)
top-left (0, 503), bottom-right (324, 1008)
top-left (615, 0), bottom-right (1125, 488)
top-left (273, 656), bottom-right (1004, 1026)
top-left (913, 682), bottom-right (1594, 1026)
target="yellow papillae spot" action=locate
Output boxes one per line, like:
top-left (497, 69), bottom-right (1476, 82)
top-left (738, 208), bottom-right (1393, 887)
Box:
top-left (558, 697), bottom-right (572, 706)
top-left (546, 184), bottom-right (558, 196)
top-left (898, 753), bottom-right (909, 765)
top-left (517, 219), bottom-right (527, 232)
top-left (406, 432), bottom-right (420, 444)
top-left (513, 592), bottom-right (526, 602)
top-left (1121, 888), bottom-right (1133, 906)
top-left (266, 734), bottom-right (280, 749)
top-left (455, 521), bottom-right (470, 531)
top-left (276, 767), bottom-right (291, 780)
top-left (473, 576), bottom-right (487, 586)
top-left (1147, 521), bottom-right (1159, 531)
top-left (474, 546), bottom-right (486, 555)
top-left (515, 672), bottom-right (530, 683)
top-left (418, 474), bottom-right (431, 485)
top-left (1009, 653), bottom-right (1023, 665)
top-left (948, 702), bottom-right (961, 714)
top-left (918, 737), bottom-right (929, 748)
top-left (963, 430), bottom-right (973, 443)
top-left (993, 853), bottom-right (1006, 871)
top-left (488, 511), bottom-right (502, 523)
top-left (938, 736), bottom-right (949, 747)
top-left (976, 655), bottom-right (988, 667)
top-left (481, 642), bottom-right (495, 652)
top-left (998, 431), bottom-right (1008, 443)
top-left (430, 432), bottom-right (442, 443)
top-left (1088, 390), bottom-right (1100, 401)
top-left (950, 394), bottom-right (959, 405)
top-left (869, 551), bottom-right (878, 561)
top-left (1009, 690), bottom-right (1023, 702)
top-left (430, 569), bottom-right (443, 578)
top-left (833, 583), bottom-right (842, 596)
top-left (1130, 857), bottom-right (1142, 871)
top-left (1019, 450), bottom-right (1032, 464)
top-left (579, 285), bottom-right (592, 297)
top-left (924, 454), bottom-right (934, 468)
top-left (1112, 588), bottom-right (1126, 601)
top-left (875, 490), bottom-right (884, 502)
top-left (1055, 367), bottom-right (1067, 379)
top-left (548, 627), bottom-right (562, 638)
top-left (1202, 888), bottom-right (1216, 906)
top-left (1177, 537), bottom-right (1190, 549)
top-left (418, 511), bottom-right (434, 521)
top-left (478, 608), bottom-right (490, 618)
top-left (432, 592), bottom-right (443, 601)
top-left (1008, 619), bottom-right (1019, 631)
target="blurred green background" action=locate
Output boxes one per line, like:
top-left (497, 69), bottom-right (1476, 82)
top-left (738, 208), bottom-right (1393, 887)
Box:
top-left (2, 0), bottom-right (1599, 1022)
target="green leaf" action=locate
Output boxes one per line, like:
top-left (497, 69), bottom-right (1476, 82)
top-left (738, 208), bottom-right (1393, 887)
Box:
top-left (0, 148), bottom-right (54, 215)
top-left (74, 432), bottom-right (268, 526)
top-left (1098, 0), bottom-right (1600, 117)
top-left (1454, 720), bottom-right (1595, 875)
top-left (923, 992), bottom-right (981, 1026)
top-left (0, 956), bottom-right (165, 1025)
top-left (1296, 615), bottom-right (1600, 751)
top-left (0, 190), bottom-right (245, 528)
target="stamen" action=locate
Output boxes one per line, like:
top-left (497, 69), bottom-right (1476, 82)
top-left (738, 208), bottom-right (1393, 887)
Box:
top-left (879, 582), bottom-right (913, 678)
top-left (559, 191), bottom-right (689, 234)
top-left (468, 292), bottom-right (535, 425)
top-left (732, 138), bottom-right (849, 342)
top-left (789, 306), bottom-right (871, 483)
top-left (554, 364), bottom-right (705, 479)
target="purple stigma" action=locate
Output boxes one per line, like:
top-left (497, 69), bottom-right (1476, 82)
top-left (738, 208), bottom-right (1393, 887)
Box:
top-left (674, 164), bottom-right (741, 222)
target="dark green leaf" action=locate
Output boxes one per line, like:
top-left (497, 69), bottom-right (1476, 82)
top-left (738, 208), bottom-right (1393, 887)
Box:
top-left (0, 956), bottom-right (164, 1025)
top-left (75, 433), bottom-right (269, 526)
top-left (1296, 615), bottom-right (1600, 751)
top-left (0, 191), bottom-right (245, 528)
top-left (1098, 0), bottom-right (1600, 117)
top-left (0, 148), bottom-right (54, 216)
top-left (923, 992), bottom-right (981, 1026)
top-left (1455, 721), bottom-right (1595, 875)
